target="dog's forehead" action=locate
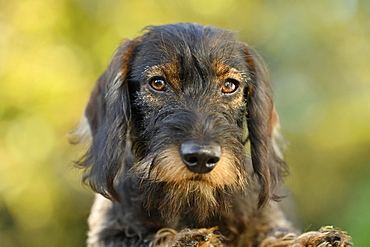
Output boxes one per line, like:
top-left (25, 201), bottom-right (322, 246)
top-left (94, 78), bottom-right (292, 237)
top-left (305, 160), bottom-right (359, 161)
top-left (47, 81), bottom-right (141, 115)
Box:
top-left (129, 24), bottom-right (248, 89)
top-left (136, 24), bottom-right (243, 65)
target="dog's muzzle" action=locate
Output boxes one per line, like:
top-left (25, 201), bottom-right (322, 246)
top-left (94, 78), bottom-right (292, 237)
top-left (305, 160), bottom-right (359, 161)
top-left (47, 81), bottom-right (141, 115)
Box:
top-left (179, 141), bottom-right (222, 174)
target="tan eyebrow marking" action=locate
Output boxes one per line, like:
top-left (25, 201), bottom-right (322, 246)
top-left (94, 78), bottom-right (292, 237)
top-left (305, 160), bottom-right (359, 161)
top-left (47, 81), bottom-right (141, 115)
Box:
top-left (143, 64), bottom-right (181, 91)
top-left (213, 61), bottom-right (246, 86)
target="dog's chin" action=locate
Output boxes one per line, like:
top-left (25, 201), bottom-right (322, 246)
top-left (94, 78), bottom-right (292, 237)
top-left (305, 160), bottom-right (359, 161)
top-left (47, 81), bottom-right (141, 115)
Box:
top-left (141, 177), bottom-right (240, 225)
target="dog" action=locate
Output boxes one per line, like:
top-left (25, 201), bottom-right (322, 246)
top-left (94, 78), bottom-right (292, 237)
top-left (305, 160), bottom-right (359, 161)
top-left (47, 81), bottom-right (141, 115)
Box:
top-left (73, 23), bottom-right (352, 246)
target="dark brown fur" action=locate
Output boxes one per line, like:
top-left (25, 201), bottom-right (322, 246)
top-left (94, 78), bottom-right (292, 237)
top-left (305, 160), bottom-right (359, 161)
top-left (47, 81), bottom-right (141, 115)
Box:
top-left (73, 23), bottom-right (352, 246)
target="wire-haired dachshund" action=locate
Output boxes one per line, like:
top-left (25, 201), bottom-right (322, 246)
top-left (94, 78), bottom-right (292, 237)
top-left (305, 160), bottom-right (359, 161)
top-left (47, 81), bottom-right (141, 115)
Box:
top-left (73, 23), bottom-right (352, 247)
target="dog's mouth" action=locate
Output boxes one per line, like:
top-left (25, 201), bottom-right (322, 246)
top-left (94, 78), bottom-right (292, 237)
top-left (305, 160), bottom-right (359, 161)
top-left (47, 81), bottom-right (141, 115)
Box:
top-left (190, 175), bottom-right (203, 181)
top-left (185, 174), bottom-right (221, 188)
top-left (188, 174), bottom-right (213, 184)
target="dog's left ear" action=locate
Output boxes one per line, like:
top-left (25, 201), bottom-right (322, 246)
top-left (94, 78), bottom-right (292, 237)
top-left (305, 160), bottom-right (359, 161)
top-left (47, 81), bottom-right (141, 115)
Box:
top-left (82, 38), bottom-right (138, 201)
top-left (240, 43), bottom-right (287, 207)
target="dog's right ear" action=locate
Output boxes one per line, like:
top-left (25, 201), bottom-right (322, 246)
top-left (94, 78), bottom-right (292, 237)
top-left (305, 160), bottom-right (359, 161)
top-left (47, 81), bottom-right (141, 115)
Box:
top-left (240, 43), bottom-right (287, 208)
top-left (81, 38), bottom-right (138, 201)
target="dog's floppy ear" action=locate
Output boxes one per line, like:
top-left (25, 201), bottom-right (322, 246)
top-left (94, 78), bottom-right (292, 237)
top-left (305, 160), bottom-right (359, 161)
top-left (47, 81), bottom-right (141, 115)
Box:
top-left (82, 38), bottom-right (137, 201)
top-left (241, 44), bottom-right (287, 207)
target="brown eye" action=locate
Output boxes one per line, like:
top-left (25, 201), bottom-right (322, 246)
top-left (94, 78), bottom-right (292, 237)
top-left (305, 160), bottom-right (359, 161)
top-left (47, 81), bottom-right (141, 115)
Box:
top-left (222, 79), bottom-right (239, 94)
top-left (149, 77), bottom-right (167, 91)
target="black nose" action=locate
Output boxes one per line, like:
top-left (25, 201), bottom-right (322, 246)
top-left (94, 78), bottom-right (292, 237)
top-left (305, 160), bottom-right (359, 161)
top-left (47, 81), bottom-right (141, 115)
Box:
top-left (179, 141), bottom-right (222, 174)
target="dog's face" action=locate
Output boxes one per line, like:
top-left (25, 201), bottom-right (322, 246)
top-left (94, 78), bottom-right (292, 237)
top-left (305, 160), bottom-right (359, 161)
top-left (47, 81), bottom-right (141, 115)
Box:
top-left (129, 25), bottom-right (249, 182)
top-left (79, 23), bottom-right (285, 224)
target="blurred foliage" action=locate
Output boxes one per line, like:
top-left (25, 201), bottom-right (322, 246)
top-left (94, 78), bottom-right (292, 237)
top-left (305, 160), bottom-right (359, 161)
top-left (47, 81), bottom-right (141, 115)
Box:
top-left (0, 0), bottom-right (369, 246)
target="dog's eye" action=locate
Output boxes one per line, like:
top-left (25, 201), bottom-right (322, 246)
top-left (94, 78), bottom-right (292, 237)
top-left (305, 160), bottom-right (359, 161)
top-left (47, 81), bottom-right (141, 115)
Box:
top-left (149, 77), bottom-right (167, 91)
top-left (222, 79), bottom-right (239, 94)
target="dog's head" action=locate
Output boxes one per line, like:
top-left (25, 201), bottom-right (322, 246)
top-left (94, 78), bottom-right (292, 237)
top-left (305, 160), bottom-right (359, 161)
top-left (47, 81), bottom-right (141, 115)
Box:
top-left (76, 23), bottom-right (286, 221)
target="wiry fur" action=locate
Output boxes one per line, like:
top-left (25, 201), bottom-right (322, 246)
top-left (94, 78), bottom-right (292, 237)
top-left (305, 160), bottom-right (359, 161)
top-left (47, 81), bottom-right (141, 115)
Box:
top-left (73, 23), bottom-right (352, 246)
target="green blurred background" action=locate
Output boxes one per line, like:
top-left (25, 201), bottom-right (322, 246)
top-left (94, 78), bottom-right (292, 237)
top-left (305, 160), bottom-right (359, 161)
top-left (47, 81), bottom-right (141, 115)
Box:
top-left (1, 0), bottom-right (369, 246)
